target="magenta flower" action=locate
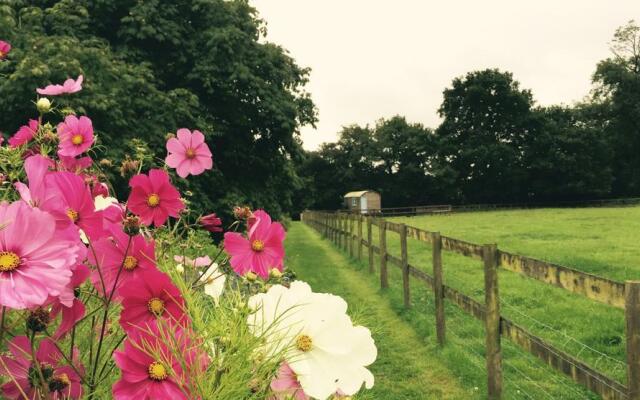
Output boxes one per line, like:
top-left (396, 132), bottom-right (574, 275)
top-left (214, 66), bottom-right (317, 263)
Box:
top-left (165, 128), bottom-right (213, 178)
top-left (119, 269), bottom-right (188, 334)
top-left (127, 169), bottom-right (185, 226)
top-left (57, 115), bottom-right (93, 157)
top-left (223, 209), bottom-right (285, 279)
top-left (270, 362), bottom-right (310, 400)
top-left (8, 119), bottom-right (39, 148)
top-left (0, 40), bottom-right (10, 59)
top-left (47, 171), bottom-right (105, 240)
top-left (113, 324), bottom-right (209, 400)
top-left (89, 226), bottom-right (156, 299)
top-left (49, 264), bottom-right (90, 339)
top-left (36, 75), bottom-right (83, 96)
top-left (14, 154), bottom-right (54, 207)
top-left (0, 336), bottom-right (84, 399)
top-left (0, 201), bottom-right (81, 309)
top-left (58, 155), bottom-right (92, 173)
top-left (200, 212), bottom-right (223, 232)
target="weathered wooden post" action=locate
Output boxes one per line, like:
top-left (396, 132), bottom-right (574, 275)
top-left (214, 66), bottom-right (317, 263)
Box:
top-left (483, 244), bottom-right (502, 400)
top-left (379, 219), bottom-right (388, 289)
top-left (357, 215), bottom-right (363, 260)
top-left (626, 281), bottom-right (640, 400)
top-left (432, 232), bottom-right (445, 346)
top-left (349, 214), bottom-right (354, 258)
top-left (367, 217), bottom-right (374, 274)
top-left (400, 223), bottom-right (410, 308)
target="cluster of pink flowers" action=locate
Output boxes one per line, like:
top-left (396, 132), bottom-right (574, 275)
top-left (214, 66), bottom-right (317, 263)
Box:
top-left (0, 62), bottom-right (226, 399)
top-left (0, 39), bottom-right (374, 400)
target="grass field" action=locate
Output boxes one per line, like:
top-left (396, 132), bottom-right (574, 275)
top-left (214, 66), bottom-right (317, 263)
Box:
top-left (294, 206), bottom-right (640, 399)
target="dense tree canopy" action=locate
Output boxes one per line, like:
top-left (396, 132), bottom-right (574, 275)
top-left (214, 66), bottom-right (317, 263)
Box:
top-left (0, 0), bottom-right (316, 220)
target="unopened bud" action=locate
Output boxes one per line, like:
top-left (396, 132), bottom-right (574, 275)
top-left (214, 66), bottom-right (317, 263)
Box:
top-left (123, 215), bottom-right (141, 235)
top-left (99, 158), bottom-right (113, 168)
top-left (36, 97), bottom-right (51, 114)
top-left (269, 268), bottom-right (282, 279)
top-left (245, 271), bottom-right (258, 282)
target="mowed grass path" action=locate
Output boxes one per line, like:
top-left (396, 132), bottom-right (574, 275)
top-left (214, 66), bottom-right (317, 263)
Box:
top-left (285, 222), bottom-right (476, 400)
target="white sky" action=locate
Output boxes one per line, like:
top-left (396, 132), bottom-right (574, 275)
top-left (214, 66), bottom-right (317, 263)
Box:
top-left (251, 1), bottom-right (640, 150)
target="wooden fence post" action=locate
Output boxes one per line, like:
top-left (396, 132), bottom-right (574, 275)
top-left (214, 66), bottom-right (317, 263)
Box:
top-left (432, 232), bottom-right (445, 346)
top-left (379, 219), bottom-right (388, 289)
top-left (626, 281), bottom-right (640, 400)
top-left (349, 214), bottom-right (354, 258)
top-left (400, 223), bottom-right (410, 308)
top-left (483, 244), bottom-right (502, 400)
top-left (367, 217), bottom-right (374, 274)
top-left (357, 215), bottom-right (363, 260)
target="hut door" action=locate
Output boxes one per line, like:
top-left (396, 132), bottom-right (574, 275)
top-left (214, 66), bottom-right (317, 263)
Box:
top-left (360, 196), bottom-right (368, 213)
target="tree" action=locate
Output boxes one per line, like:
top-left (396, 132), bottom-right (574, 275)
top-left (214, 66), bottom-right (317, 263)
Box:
top-left (0, 0), bottom-right (316, 219)
top-left (593, 20), bottom-right (640, 196)
top-left (524, 105), bottom-right (613, 201)
top-left (436, 69), bottom-right (534, 203)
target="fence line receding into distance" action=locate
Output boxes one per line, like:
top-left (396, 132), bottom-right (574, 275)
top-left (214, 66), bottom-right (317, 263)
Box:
top-left (301, 211), bottom-right (639, 400)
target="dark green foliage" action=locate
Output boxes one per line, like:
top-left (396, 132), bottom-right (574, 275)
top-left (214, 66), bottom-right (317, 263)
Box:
top-left (0, 0), bottom-right (316, 220)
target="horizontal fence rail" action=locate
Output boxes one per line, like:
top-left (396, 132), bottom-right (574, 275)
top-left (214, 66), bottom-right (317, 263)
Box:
top-left (302, 211), bottom-right (636, 400)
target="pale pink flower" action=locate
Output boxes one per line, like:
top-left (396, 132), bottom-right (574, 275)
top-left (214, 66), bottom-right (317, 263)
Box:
top-left (36, 75), bottom-right (83, 96)
top-left (165, 129), bottom-right (213, 178)
top-left (57, 115), bottom-right (94, 157)
top-left (270, 362), bottom-right (310, 400)
top-left (0, 201), bottom-right (80, 309)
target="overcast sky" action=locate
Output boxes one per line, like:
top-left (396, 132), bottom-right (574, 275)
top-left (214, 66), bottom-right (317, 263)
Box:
top-left (251, 1), bottom-right (640, 150)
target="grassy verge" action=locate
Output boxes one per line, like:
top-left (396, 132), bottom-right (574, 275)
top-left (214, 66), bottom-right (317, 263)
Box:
top-left (285, 222), bottom-right (475, 400)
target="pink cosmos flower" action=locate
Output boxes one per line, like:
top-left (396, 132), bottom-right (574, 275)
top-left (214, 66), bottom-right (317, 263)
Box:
top-left (89, 226), bottom-right (156, 299)
top-left (49, 264), bottom-right (90, 339)
top-left (270, 362), bottom-right (310, 400)
top-left (165, 128), bottom-right (213, 178)
top-left (14, 154), bottom-right (54, 207)
top-left (36, 75), bottom-right (83, 96)
top-left (223, 209), bottom-right (285, 279)
top-left (57, 115), bottom-right (93, 157)
top-left (119, 269), bottom-right (188, 333)
top-left (0, 336), bottom-right (84, 399)
top-left (0, 201), bottom-right (80, 309)
top-left (47, 171), bottom-right (105, 241)
top-left (8, 119), bottom-right (39, 148)
top-left (113, 324), bottom-right (209, 400)
top-left (127, 169), bottom-right (184, 226)
top-left (200, 212), bottom-right (223, 232)
top-left (59, 155), bottom-right (92, 173)
top-left (0, 40), bottom-right (10, 59)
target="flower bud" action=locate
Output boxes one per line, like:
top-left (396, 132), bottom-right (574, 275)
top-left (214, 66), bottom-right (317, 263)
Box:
top-left (245, 271), bottom-right (258, 282)
top-left (269, 268), bottom-right (282, 279)
top-left (233, 206), bottom-right (252, 220)
top-left (36, 97), bottom-right (52, 114)
top-left (119, 158), bottom-right (140, 177)
top-left (99, 158), bottom-right (113, 168)
top-left (123, 215), bottom-right (141, 236)
top-left (26, 308), bottom-right (50, 333)
top-left (200, 213), bottom-right (223, 233)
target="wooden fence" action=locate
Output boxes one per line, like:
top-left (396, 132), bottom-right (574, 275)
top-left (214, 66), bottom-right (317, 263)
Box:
top-left (301, 211), bottom-right (640, 400)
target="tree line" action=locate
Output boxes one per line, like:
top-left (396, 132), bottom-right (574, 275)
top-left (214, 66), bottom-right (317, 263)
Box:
top-left (295, 21), bottom-right (640, 212)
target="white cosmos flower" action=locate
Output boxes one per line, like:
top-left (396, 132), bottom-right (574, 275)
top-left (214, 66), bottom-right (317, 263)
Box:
top-left (247, 281), bottom-right (377, 399)
top-left (94, 195), bottom-right (119, 210)
top-left (200, 263), bottom-right (226, 304)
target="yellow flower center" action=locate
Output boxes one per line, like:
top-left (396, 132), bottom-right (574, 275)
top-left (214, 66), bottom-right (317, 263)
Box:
top-left (147, 193), bottom-right (160, 207)
top-left (66, 208), bottom-right (79, 222)
top-left (185, 148), bottom-right (196, 159)
top-left (123, 256), bottom-right (138, 271)
top-left (57, 373), bottom-right (71, 386)
top-left (251, 240), bottom-right (265, 252)
top-left (147, 297), bottom-right (165, 316)
top-left (71, 134), bottom-right (84, 145)
top-left (295, 334), bottom-right (313, 352)
top-left (0, 251), bottom-right (20, 272)
top-left (148, 361), bottom-right (168, 381)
